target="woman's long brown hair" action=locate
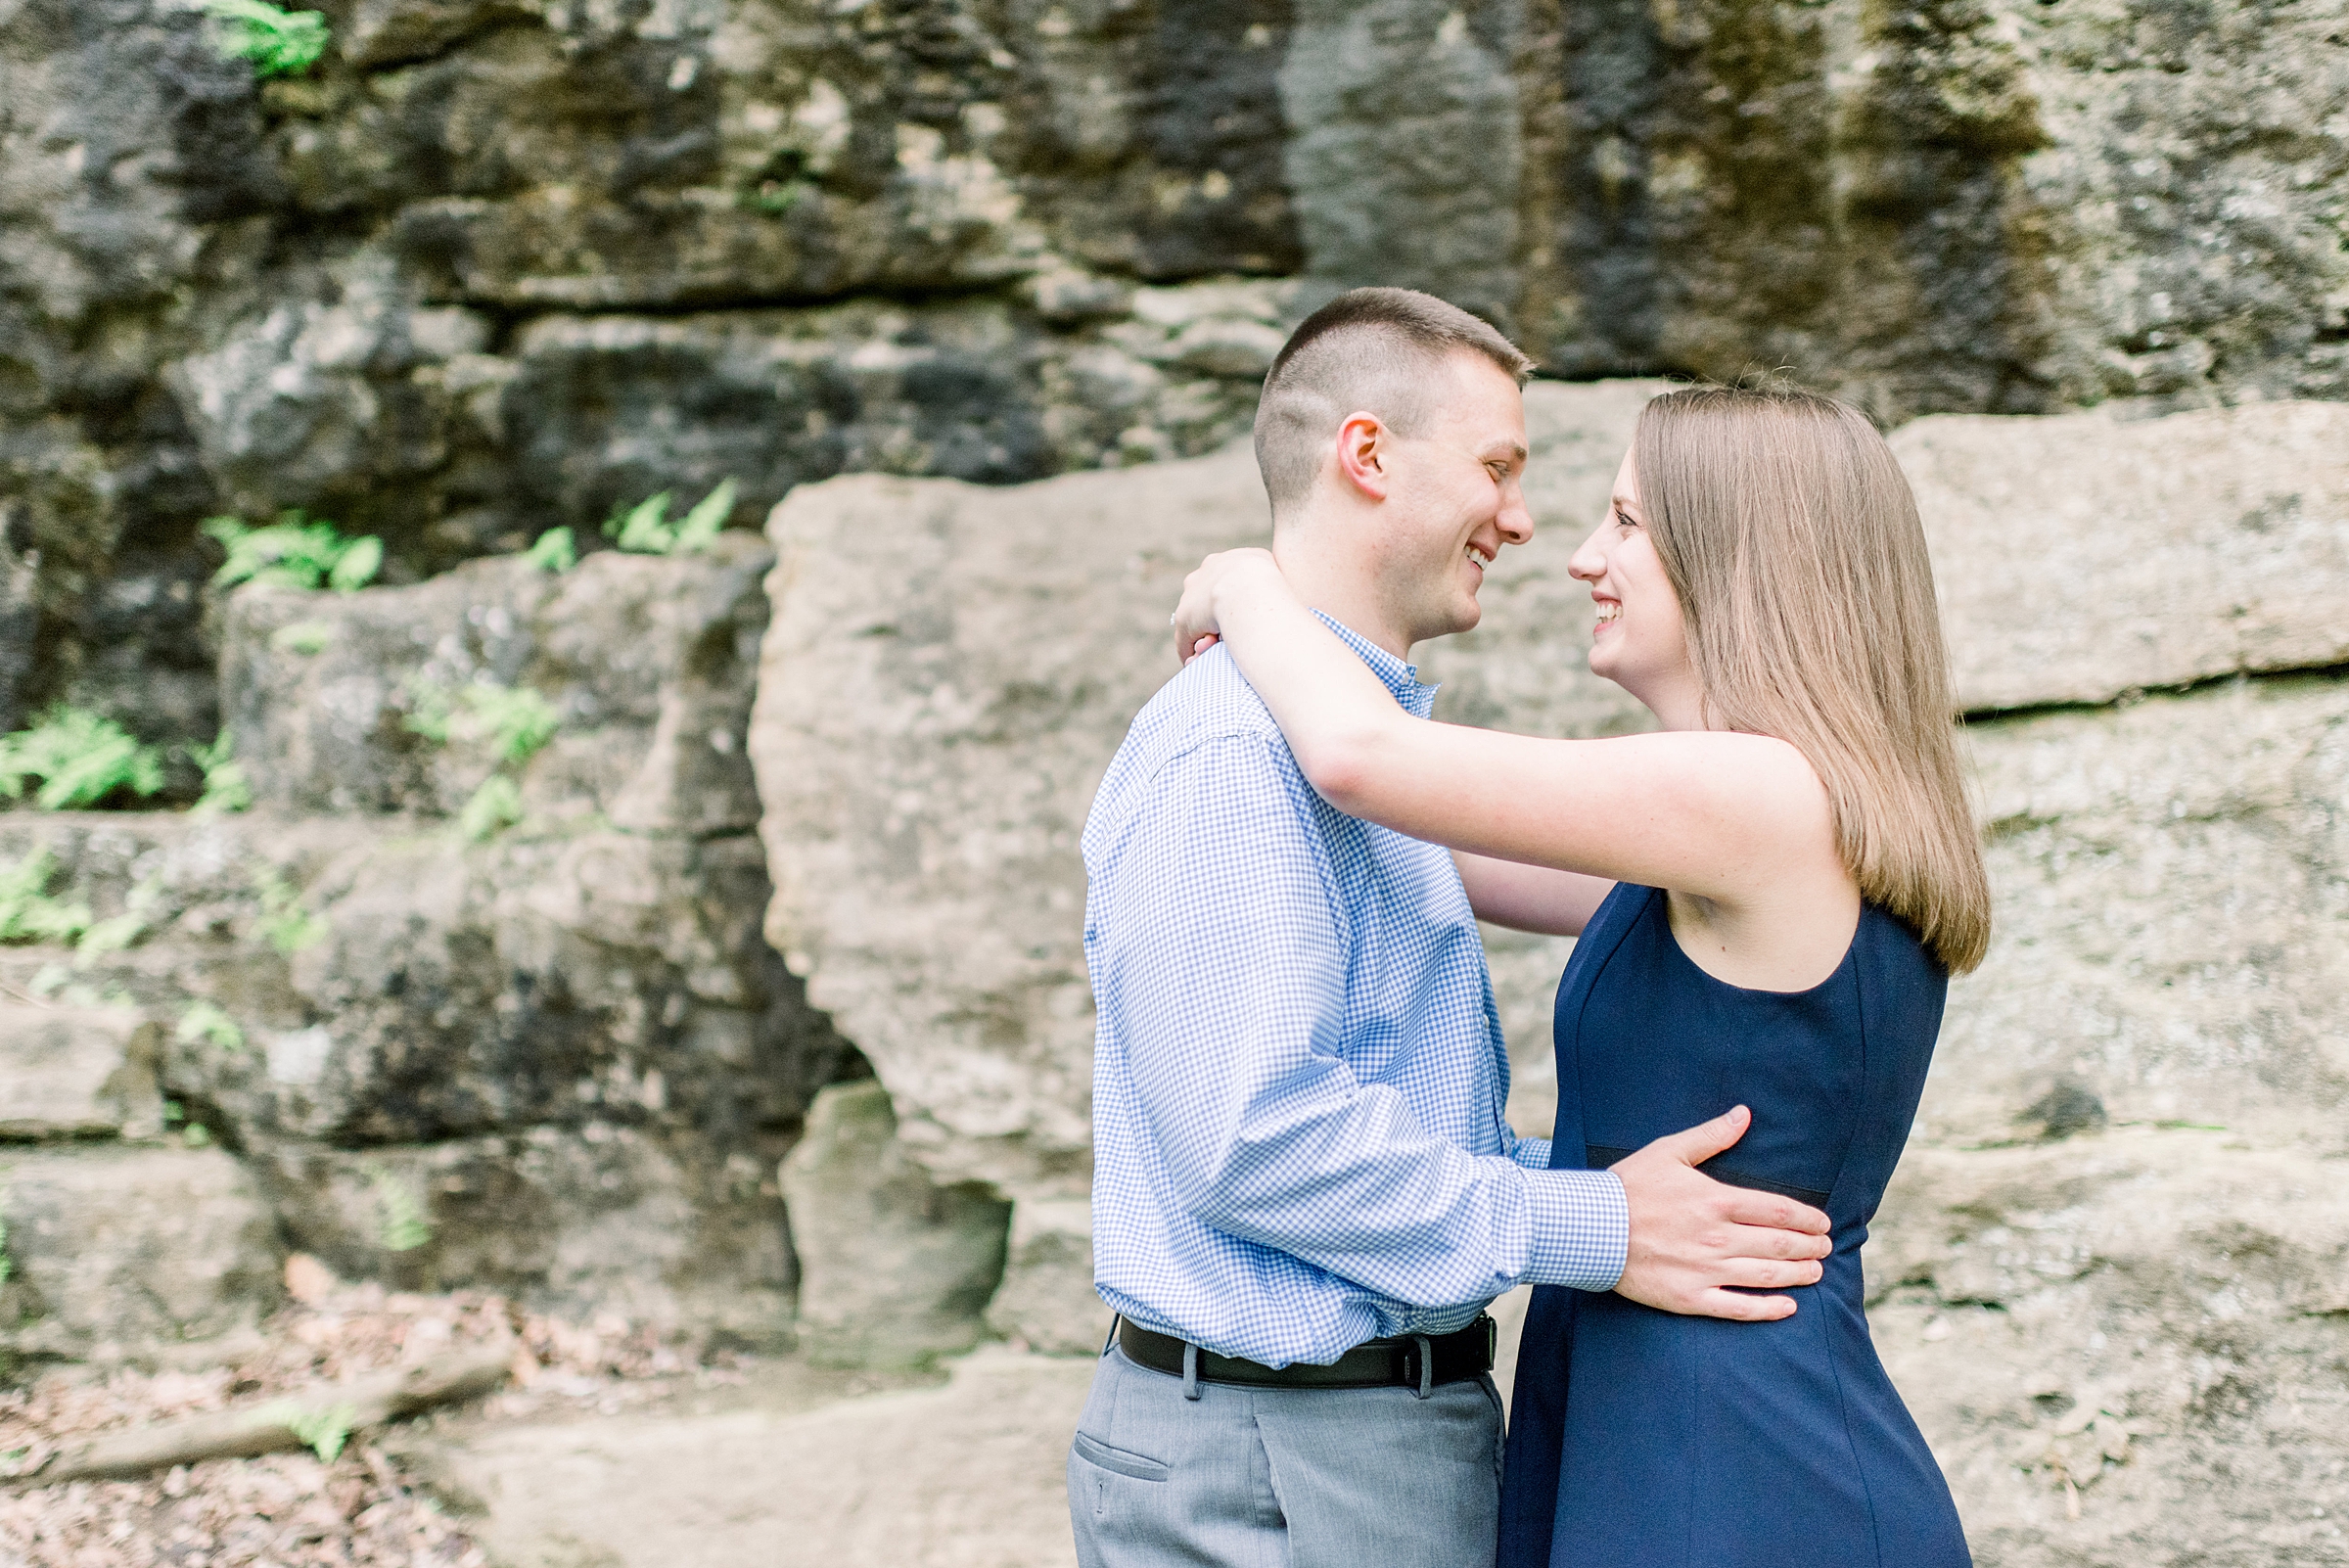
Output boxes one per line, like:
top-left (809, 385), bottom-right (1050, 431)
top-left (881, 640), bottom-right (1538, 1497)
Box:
top-left (1633, 384), bottom-right (1993, 974)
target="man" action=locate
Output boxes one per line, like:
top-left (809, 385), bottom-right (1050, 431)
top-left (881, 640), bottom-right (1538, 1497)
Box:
top-left (1071, 289), bottom-right (1832, 1566)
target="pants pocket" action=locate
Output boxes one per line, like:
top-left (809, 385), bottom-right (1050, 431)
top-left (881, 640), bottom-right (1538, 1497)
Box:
top-left (1072, 1430), bottom-right (1171, 1484)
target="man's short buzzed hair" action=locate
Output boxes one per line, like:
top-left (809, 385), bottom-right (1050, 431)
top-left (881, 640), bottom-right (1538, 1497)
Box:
top-left (1253, 287), bottom-right (1534, 518)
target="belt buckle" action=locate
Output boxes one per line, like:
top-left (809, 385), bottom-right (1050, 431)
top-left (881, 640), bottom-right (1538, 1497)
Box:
top-left (1482, 1313), bottom-right (1497, 1373)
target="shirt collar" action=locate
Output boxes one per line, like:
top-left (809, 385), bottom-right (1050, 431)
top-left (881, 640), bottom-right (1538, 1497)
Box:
top-left (1312, 610), bottom-right (1440, 720)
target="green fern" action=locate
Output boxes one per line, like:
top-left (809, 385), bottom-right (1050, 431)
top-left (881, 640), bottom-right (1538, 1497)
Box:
top-left (406, 681), bottom-right (561, 766)
top-left (0, 707), bottom-right (166, 810)
top-left (203, 512), bottom-right (382, 594)
top-left (524, 527), bottom-right (576, 574)
top-left (189, 732), bottom-right (253, 816)
top-left (601, 479), bottom-right (738, 556)
top-left (458, 776), bottom-right (525, 842)
top-left (75, 876), bottom-right (163, 962)
top-left (205, 0), bottom-right (330, 78)
top-left (176, 999), bottom-right (247, 1054)
top-left (279, 1401), bottom-right (360, 1463)
top-left (268, 620), bottom-right (337, 656)
top-left (0, 850), bottom-right (92, 945)
top-left (253, 869), bottom-right (327, 955)
top-left (364, 1167), bottom-right (433, 1253)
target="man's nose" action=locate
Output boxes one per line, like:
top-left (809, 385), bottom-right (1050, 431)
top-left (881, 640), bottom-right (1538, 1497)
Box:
top-left (1497, 486), bottom-right (1534, 546)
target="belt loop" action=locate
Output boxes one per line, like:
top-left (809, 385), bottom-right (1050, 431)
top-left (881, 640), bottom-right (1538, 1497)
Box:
top-left (1413, 1335), bottom-right (1435, 1400)
top-left (1181, 1342), bottom-right (1202, 1402)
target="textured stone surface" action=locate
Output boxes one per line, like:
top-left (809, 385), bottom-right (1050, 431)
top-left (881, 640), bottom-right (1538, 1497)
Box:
top-left (1894, 401), bottom-right (2349, 712)
top-left (433, 1348), bottom-right (1094, 1568)
top-left (221, 533), bottom-right (772, 830)
top-left (1871, 1135), bottom-right (2349, 1566)
top-left (253, 1123), bottom-right (796, 1341)
top-left (984, 1197), bottom-right (1101, 1358)
top-left (780, 1081), bottom-right (1012, 1368)
top-left (0, 536), bottom-right (859, 1339)
top-left (7, 0), bottom-right (2345, 740)
top-left (1516, 0), bottom-right (2349, 418)
top-left (0, 1145), bottom-right (282, 1358)
top-left (1913, 675), bottom-right (2349, 1153)
top-left (753, 441), bottom-right (1256, 1196)
top-left (0, 1004), bottom-right (162, 1142)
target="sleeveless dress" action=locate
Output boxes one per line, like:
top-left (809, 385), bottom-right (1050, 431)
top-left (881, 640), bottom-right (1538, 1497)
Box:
top-left (1497, 883), bottom-right (1971, 1568)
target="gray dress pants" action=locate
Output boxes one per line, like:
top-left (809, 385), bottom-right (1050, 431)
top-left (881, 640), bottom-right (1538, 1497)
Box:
top-left (1066, 1344), bottom-right (1504, 1568)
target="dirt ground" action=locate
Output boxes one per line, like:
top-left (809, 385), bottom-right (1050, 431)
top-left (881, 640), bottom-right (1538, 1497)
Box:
top-left (0, 1256), bottom-right (1103, 1568)
top-left (1, 1272), bottom-right (1534, 1568)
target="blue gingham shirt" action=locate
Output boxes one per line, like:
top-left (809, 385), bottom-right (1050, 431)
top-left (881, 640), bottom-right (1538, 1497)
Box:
top-left (1082, 616), bottom-right (1629, 1366)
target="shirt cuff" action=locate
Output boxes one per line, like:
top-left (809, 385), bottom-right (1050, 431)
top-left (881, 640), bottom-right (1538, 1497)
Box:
top-left (1521, 1167), bottom-right (1630, 1292)
top-left (1507, 1135), bottom-right (1553, 1172)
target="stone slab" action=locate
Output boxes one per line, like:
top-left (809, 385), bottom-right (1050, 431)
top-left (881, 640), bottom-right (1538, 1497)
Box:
top-left (984, 1197), bottom-right (1102, 1358)
top-left (1870, 1131), bottom-right (2349, 1565)
top-left (1915, 672), bottom-right (2349, 1151)
top-left (781, 1081), bottom-right (1011, 1369)
top-left (220, 533), bottom-right (774, 834)
top-left (0, 1144), bottom-right (281, 1355)
top-left (0, 1004), bottom-right (162, 1141)
top-left (250, 1123), bottom-right (795, 1344)
top-left (1892, 401), bottom-right (2349, 714)
top-left (435, 1348), bottom-right (1092, 1568)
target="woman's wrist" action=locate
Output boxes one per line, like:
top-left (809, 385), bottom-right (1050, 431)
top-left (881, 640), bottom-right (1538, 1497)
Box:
top-left (1213, 550), bottom-right (1282, 621)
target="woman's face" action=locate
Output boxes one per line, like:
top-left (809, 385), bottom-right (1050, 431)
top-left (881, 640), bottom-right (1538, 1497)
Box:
top-left (1569, 447), bottom-right (1702, 725)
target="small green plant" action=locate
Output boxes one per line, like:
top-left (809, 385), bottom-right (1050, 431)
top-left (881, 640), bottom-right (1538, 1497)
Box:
top-left (203, 512), bottom-right (382, 594)
top-left (279, 1401), bottom-right (360, 1463)
top-left (364, 1166), bottom-right (433, 1253)
top-left (183, 1123), bottom-right (213, 1148)
top-left (253, 869), bottom-right (328, 955)
top-left (601, 478), bottom-right (737, 557)
top-left (458, 775), bottom-right (525, 843)
top-left (205, 0), bottom-right (330, 78)
top-left (406, 680), bottom-right (561, 767)
top-left (176, 999), bottom-right (247, 1054)
top-left (189, 732), bottom-right (253, 816)
top-left (74, 876), bottom-right (162, 962)
top-left (268, 620), bottom-right (337, 656)
top-left (0, 707), bottom-right (166, 810)
top-left (524, 527), bottom-right (576, 574)
top-left (0, 850), bottom-right (92, 945)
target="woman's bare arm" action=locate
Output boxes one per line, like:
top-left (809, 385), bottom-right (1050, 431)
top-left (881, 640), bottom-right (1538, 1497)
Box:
top-left (1174, 550), bottom-right (1840, 907)
top-left (1456, 853), bottom-right (1613, 937)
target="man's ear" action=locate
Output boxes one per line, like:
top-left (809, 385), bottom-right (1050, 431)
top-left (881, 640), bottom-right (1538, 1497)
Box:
top-left (1333, 412), bottom-right (1391, 503)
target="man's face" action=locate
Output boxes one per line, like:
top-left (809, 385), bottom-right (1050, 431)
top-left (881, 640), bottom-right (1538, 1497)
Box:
top-left (1372, 354), bottom-right (1534, 648)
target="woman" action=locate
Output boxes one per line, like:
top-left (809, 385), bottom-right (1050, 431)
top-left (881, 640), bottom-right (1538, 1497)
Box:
top-left (1169, 383), bottom-right (1987, 1568)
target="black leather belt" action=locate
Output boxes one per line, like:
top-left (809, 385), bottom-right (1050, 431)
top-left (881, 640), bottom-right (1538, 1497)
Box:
top-left (1116, 1314), bottom-right (1496, 1394)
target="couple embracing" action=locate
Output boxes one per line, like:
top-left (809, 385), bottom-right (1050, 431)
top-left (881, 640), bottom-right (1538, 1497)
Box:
top-left (1068, 288), bottom-right (1987, 1568)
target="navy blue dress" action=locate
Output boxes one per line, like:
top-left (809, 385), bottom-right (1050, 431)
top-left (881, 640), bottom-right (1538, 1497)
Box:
top-left (1498, 883), bottom-right (1970, 1568)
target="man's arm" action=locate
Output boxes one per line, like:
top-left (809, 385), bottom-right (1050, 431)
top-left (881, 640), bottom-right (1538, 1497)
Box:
top-left (1098, 734), bottom-right (1628, 1305)
top-left (1099, 734), bottom-right (1830, 1318)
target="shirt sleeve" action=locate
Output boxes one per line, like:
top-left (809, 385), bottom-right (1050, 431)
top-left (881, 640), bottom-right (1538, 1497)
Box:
top-left (1093, 733), bottom-right (1627, 1301)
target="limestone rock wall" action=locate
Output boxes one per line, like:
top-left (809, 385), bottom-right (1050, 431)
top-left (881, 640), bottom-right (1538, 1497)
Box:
top-left (4, 0), bottom-right (2341, 748)
top-left (1, 539), bottom-right (863, 1351)
top-left (750, 383), bottom-right (2349, 1563)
